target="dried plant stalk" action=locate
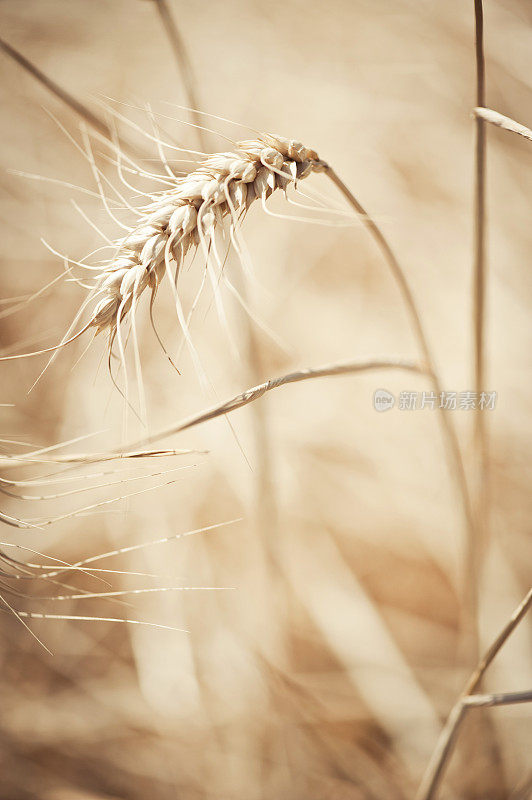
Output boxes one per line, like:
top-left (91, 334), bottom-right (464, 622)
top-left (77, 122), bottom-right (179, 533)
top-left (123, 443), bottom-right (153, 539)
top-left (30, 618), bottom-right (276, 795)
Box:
top-left (0, 36), bottom-right (140, 160)
top-left (470, 0), bottom-right (488, 664)
top-left (474, 107), bottom-right (532, 142)
top-left (324, 167), bottom-right (475, 599)
top-left (153, 0), bottom-right (208, 152)
top-left (118, 358), bottom-right (424, 447)
top-left (416, 586), bottom-right (532, 800)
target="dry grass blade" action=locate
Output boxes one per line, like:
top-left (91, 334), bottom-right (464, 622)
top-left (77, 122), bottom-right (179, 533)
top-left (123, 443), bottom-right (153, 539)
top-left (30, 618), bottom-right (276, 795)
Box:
top-left (0, 35), bottom-right (140, 160)
top-left (35, 518), bottom-right (241, 580)
top-left (461, 690), bottom-right (532, 708)
top-left (470, 0), bottom-right (488, 664)
top-left (123, 357), bottom-right (424, 446)
top-left (0, 447), bottom-right (196, 469)
top-left (465, 586), bottom-right (532, 695)
top-left (14, 611), bottom-right (189, 633)
top-left (0, 36), bottom-right (108, 137)
top-left (474, 107), bottom-right (532, 143)
top-left (416, 586), bottom-right (532, 800)
top-left (42, 586), bottom-right (233, 601)
top-left (1, 510), bottom-right (42, 529)
top-left (153, 0), bottom-right (208, 152)
top-left (467, 8), bottom-right (507, 794)
top-left (324, 164), bottom-right (476, 615)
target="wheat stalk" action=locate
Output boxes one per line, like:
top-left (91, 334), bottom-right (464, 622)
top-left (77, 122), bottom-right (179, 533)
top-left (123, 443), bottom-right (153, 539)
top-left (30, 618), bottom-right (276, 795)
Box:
top-left (117, 357), bottom-right (424, 446)
top-left (323, 166), bottom-right (476, 607)
top-left (152, 0), bottom-right (208, 152)
top-left (0, 35), bottom-right (140, 161)
top-left (470, 0), bottom-right (488, 666)
top-left (416, 586), bottom-right (532, 800)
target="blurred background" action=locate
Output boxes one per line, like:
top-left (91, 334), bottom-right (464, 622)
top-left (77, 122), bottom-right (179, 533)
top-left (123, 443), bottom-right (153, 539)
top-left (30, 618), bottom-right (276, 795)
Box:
top-left (0, 1), bottom-right (531, 798)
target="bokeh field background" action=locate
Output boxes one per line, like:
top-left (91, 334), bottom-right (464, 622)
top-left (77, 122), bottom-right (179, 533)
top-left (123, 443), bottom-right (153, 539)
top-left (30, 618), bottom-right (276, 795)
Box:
top-left (0, 2), bottom-right (531, 798)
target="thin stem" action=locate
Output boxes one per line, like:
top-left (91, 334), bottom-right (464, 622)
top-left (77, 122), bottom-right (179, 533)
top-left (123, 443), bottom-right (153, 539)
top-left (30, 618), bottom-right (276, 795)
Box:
top-left (123, 358), bottom-right (425, 448)
top-left (416, 585), bottom-right (532, 800)
top-left (324, 165), bottom-right (475, 587)
top-left (0, 36), bottom-right (139, 161)
top-left (0, 447), bottom-right (194, 469)
top-left (474, 107), bottom-right (532, 143)
top-left (153, 0), bottom-right (208, 152)
top-left (465, 586), bottom-right (532, 695)
top-left (325, 168), bottom-right (432, 369)
top-left (416, 692), bottom-right (532, 800)
top-left (235, 267), bottom-right (285, 622)
top-left (471, 0), bottom-right (488, 660)
top-left (463, 689), bottom-right (532, 708)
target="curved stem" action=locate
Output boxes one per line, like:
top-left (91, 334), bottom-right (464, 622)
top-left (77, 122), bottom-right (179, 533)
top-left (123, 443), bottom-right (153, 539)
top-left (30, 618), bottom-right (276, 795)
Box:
top-left (465, 585), bottom-right (532, 696)
top-left (324, 166), bottom-right (475, 553)
top-left (122, 357), bottom-right (425, 448)
top-left (415, 586), bottom-right (532, 800)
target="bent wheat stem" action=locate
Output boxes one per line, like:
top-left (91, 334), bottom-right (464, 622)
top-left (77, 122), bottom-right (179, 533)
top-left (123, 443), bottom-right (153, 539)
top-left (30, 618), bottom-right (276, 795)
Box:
top-left (124, 357), bottom-right (425, 447)
top-left (416, 586), bottom-right (532, 800)
top-left (324, 166), bottom-right (475, 594)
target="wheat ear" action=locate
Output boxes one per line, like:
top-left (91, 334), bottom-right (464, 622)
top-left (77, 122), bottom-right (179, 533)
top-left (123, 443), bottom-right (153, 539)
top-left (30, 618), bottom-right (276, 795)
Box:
top-left (0, 134), bottom-right (326, 366)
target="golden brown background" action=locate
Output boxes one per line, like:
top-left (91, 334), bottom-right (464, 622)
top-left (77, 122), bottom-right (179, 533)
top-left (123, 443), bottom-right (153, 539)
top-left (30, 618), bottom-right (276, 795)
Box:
top-left (0, 1), bottom-right (531, 798)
